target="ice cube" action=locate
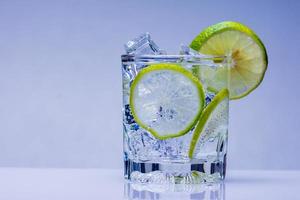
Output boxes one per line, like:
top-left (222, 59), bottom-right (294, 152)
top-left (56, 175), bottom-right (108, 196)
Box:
top-left (180, 44), bottom-right (203, 56)
top-left (124, 33), bottom-right (165, 55)
top-left (180, 44), bottom-right (218, 69)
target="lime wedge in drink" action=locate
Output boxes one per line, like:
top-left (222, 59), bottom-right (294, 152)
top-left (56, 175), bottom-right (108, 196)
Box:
top-left (130, 64), bottom-right (205, 140)
top-left (190, 21), bottom-right (268, 99)
top-left (189, 89), bottom-right (229, 158)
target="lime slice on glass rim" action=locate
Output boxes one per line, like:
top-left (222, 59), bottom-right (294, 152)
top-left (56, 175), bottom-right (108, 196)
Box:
top-left (190, 21), bottom-right (268, 99)
top-left (188, 88), bottom-right (229, 158)
top-left (130, 63), bottom-right (205, 140)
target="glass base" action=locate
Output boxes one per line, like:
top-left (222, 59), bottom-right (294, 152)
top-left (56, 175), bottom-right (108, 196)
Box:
top-left (124, 155), bottom-right (226, 184)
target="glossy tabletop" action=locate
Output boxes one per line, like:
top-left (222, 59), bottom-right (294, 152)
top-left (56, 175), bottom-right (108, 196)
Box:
top-left (0, 168), bottom-right (299, 200)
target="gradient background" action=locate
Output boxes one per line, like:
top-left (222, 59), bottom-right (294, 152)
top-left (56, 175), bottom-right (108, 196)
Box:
top-left (0, 0), bottom-right (299, 170)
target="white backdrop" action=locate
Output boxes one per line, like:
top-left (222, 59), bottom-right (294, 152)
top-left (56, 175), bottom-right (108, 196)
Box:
top-left (0, 0), bottom-right (299, 169)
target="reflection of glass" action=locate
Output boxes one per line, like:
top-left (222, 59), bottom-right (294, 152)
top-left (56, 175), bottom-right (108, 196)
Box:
top-left (123, 181), bottom-right (225, 200)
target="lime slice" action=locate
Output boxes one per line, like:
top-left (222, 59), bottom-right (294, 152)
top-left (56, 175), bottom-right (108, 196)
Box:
top-left (190, 21), bottom-right (268, 99)
top-left (188, 89), bottom-right (229, 158)
top-left (130, 63), bottom-right (205, 140)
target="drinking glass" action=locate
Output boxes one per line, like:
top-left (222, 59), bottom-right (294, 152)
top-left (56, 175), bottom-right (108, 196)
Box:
top-left (122, 54), bottom-right (229, 184)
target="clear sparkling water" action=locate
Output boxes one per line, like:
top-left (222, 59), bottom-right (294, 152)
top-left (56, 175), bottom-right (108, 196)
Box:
top-left (122, 34), bottom-right (229, 184)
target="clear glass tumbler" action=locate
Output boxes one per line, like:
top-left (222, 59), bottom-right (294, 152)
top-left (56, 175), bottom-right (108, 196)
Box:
top-left (122, 54), bottom-right (229, 184)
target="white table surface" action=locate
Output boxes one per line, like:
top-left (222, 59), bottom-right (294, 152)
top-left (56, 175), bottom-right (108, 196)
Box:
top-left (0, 168), bottom-right (299, 200)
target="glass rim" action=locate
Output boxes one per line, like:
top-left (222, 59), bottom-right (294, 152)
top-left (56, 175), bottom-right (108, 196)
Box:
top-left (121, 54), bottom-right (227, 66)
